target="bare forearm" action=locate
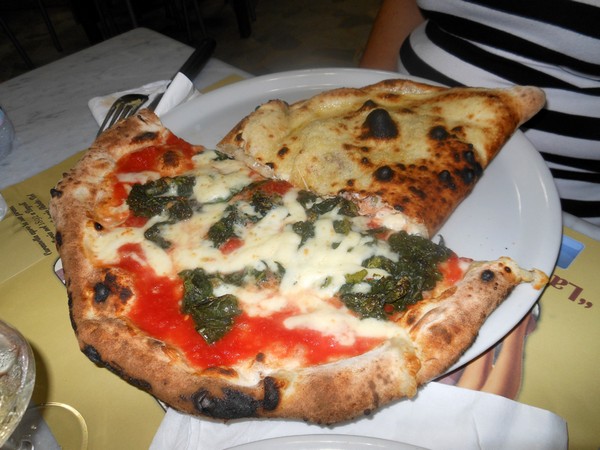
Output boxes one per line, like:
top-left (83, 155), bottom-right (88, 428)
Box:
top-left (359, 0), bottom-right (425, 71)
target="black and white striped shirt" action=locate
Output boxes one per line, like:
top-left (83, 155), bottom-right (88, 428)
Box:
top-left (397, 0), bottom-right (600, 225)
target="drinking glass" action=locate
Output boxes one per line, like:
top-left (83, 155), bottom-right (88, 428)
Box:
top-left (0, 321), bottom-right (88, 449)
top-left (0, 321), bottom-right (35, 446)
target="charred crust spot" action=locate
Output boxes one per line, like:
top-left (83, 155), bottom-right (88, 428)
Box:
top-left (360, 99), bottom-right (378, 111)
top-left (456, 167), bottom-right (476, 185)
top-left (481, 270), bottom-right (495, 282)
top-left (119, 287), bottom-right (133, 302)
top-left (67, 292), bottom-right (76, 332)
top-left (429, 125), bottom-right (450, 141)
top-left (255, 352), bottom-right (265, 363)
top-left (50, 188), bottom-right (63, 198)
top-left (266, 162), bottom-right (275, 169)
top-left (438, 170), bottom-right (456, 190)
top-left (262, 376), bottom-right (280, 411)
top-left (83, 344), bottom-right (103, 365)
top-left (235, 132), bottom-right (243, 142)
top-left (463, 150), bottom-right (483, 177)
top-left (463, 149), bottom-right (476, 165)
top-left (133, 131), bottom-right (157, 143)
top-left (123, 374), bottom-right (152, 391)
top-left (361, 157), bottom-right (370, 165)
top-left (103, 359), bottom-right (152, 391)
top-left (93, 282), bottom-right (111, 303)
top-left (94, 271), bottom-right (133, 304)
top-left (403, 311), bottom-right (417, 327)
top-left (374, 165), bottom-right (394, 181)
top-left (504, 266), bottom-right (513, 274)
top-left (346, 179), bottom-right (355, 187)
top-left (192, 377), bottom-right (280, 419)
top-left (362, 109), bottom-right (398, 139)
top-left (393, 204), bottom-right (404, 212)
top-left (94, 222), bottom-right (104, 231)
top-left (83, 343), bottom-right (152, 391)
top-left (277, 146), bottom-right (289, 157)
top-left (55, 231), bottom-right (63, 247)
top-left (409, 186), bottom-right (426, 199)
top-left (193, 388), bottom-right (259, 419)
top-left (162, 150), bottom-right (179, 167)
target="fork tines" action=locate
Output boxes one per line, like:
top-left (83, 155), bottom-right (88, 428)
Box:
top-left (97, 93), bottom-right (149, 137)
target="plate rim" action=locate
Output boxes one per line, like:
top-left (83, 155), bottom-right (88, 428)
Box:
top-left (225, 433), bottom-right (428, 450)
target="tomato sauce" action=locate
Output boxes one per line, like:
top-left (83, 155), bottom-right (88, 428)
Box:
top-left (219, 237), bottom-right (244, 255)
top-left (439, 253), bottom-right (464, 285)
top-left (115, 135), bottom-right (196, 174)
top-left (118, 243), bottom-right (383, 369)
top-left (258, 180), bottom-right (293, 196)
top-left (109, 136), bottom-right (198, 226)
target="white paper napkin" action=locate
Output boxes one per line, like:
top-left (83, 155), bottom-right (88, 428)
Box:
top-left (149, 382), bottom-right (567, 450)
top-left (88, 73), bottom-right (200, 126)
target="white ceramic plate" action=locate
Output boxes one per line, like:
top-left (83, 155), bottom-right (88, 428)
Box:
top-left (162, 68), bottom-right (562, 371)
top-left (226, 434), bottom-right (428, 450)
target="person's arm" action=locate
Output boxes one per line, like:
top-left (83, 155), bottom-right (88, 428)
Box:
top-left (359, 0), bottom-right (425, 71)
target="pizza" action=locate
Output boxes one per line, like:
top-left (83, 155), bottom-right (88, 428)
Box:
top-left (49, 81), bottom-right (547, 425)
top-left (219, 79), bottom-right (545, 237)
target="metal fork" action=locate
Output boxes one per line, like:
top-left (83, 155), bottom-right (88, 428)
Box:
top-left (96, 93), bottom-right (149, 137)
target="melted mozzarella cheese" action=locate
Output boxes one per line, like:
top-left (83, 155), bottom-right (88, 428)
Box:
top-left (191, 152), bottom-right (254, 204)
top-left (84, 217), bottom-right (174, 276)
top-left (88, 151), bottom-right (412, 345)
top-left (284, 310), bottom-right (406, 346)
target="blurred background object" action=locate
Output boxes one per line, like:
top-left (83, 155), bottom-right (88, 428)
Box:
top-left (0, 0), bottom-right (380, 82)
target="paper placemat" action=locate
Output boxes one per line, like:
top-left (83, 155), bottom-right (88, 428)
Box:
top-left (518, 227), bottom-right (600, 449)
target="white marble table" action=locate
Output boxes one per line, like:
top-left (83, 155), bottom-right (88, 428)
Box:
top-left (0, 27), bottom-right (249, 190)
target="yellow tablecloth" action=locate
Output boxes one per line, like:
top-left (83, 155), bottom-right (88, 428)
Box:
top-left (1, 144), bottom-right (598, 449)
top-left (518, 226), bottom-right (600, 449)
top-left (1, 152), bottom-right (164, 449)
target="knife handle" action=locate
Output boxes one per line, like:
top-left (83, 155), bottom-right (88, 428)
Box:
top-left (178, 37), bottom-right (217, 81)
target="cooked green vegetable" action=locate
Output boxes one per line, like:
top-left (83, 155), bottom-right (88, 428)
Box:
top-left (292, 220), bottom-right (315, 247)
top-left (179, 268), bottom-right (241, 344)
top-left (213, 150), bottom-right (233, 161)
top-left (220, 262), bottom-right (286, 287)
top-left (333, 218), bottom-right (352, 235)
top-left (206, 182), bottom-right (286, 249)
top-left (250, 189), bottom-right (282, 217)
top-left (339, 231), bottom-right (452, 319)
top-left (127, 176), bottom-right (195, 218)
top-left (305, 196), bottom-right (359, 221)
top-left (340, 276), bottom-right (412, 320)
top-left (207, 205), bottom-right (244, 248)
top-left (296, 190), bottom-right (317, 208)
top-left (127, 176), bottom-right (196, 248)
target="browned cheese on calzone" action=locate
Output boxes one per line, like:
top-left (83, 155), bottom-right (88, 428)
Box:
top-left (219, 79), bottom-right (545, 237)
